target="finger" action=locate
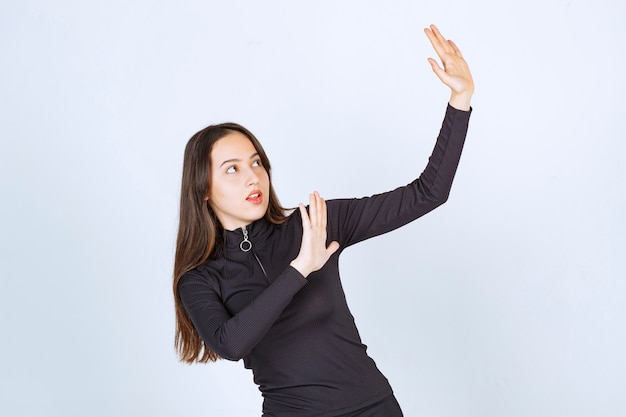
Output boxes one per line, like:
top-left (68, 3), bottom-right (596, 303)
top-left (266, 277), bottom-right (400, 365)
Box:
top-left (319, 194), bottom-right (328, 229)
top-left (299, 203), bottom-right (310, 228)
top-left (427, 57), bottom-right (440, 71)
top-left (425, 36), bottom-right (447, 65)
top-left (448, 39), bottom-right (463, 58)
top-left (310, 192), bottom-right (320, 226)
top-left (423, 27), bottom-right (442, 53)
top-left (428, 57), bottom-right (448, 81)
top-left (424, 24), bottom-right (451, 58)
top-left (430, 24), bottom-right (447, 44)
top-left (314, 191), bottom-right (326, 227)
top-left (308, 193), bottom-right (317, 225)
top-left (430, 24), bottom-right (452, 52)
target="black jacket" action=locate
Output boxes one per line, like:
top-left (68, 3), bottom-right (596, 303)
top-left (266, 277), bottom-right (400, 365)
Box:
top-left (179, 104), bottom-right (472, 416)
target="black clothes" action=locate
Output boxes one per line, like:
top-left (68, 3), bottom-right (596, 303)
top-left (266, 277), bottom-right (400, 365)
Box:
top-left (337, 395), bottom-right (403, 417)
top-left (178, 104), bottom-right (471, 416)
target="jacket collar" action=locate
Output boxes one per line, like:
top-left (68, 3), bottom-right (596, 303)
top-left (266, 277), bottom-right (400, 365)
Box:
top-left (223, 218), bottom-right (273, 252)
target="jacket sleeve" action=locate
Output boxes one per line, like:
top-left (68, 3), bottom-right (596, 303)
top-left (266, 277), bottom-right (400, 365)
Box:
top-left (178, 266), bottom-right (307, 361)
top-left (327, 104), bottom-right (471, 247)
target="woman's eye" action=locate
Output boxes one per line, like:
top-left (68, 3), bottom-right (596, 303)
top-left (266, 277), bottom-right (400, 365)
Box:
top-left (226, 166), bottom-right (237, 173)
top-left (252, 159), bottom-right (262, 167)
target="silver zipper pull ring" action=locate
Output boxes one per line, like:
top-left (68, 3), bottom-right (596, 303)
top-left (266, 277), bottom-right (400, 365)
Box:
top-left (240, 226), bottom-right (252, 252)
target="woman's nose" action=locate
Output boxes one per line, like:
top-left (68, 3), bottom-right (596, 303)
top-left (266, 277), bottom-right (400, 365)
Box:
top-left (246, 169), bottom-right (260, 186)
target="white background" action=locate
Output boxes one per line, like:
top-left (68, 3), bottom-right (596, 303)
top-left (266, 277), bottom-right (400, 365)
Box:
top-left (1, 1), bottom-right (625, 416)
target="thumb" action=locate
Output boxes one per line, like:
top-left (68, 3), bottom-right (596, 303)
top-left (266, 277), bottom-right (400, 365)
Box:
top-left (428, 58), bottom-right (448, 83)
top-left (326, 241), bottom-right (340, 256)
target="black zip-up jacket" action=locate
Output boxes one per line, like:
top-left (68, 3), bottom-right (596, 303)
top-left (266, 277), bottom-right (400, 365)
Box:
top-left (178, 104), bottom-right (472, 416)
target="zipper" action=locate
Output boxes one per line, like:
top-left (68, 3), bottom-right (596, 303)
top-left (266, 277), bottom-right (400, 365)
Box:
top-left (240, 226), bottom-right (268, 278)
top-left (239, 226), bottom-right (252, 252)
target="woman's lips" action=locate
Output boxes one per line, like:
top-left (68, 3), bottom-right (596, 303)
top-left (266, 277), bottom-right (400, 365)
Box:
top-left (246, 191), bottom-right (263, 204)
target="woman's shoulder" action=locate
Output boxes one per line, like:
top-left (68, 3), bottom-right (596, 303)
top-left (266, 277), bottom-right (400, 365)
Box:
top-left (180, 261), bottom-right (221, 285)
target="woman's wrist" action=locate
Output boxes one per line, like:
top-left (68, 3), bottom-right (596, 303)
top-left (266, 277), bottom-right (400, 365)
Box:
top-left (290, 259), bottom-right (311, 279)
top-left (449, 92), bottom-right (473, 111)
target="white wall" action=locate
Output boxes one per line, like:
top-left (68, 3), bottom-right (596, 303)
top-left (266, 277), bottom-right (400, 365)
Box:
top-left (1, 1), bottom-right (624, 416)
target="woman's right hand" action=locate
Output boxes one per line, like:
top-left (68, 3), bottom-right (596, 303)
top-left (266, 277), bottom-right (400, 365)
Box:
top-left (290, 191), bottom-right (340, 278)
top-left (424, 24), bottom-right (474, 111)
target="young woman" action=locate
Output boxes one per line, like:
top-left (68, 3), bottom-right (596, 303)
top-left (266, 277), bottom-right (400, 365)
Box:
top-left (173, 25), bottom-right (473, 416)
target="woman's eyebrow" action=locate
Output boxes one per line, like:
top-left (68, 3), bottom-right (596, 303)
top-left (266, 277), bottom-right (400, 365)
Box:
top-left (219, 152), bottom-right (259, 168)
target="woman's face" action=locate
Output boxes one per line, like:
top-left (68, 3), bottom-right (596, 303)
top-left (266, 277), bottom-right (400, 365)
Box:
top-left (207, 131), bottom-right (270, 231)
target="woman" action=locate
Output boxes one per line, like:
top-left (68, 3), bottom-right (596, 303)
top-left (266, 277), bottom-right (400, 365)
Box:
top-left (173, 25), bottom-right (473, 416)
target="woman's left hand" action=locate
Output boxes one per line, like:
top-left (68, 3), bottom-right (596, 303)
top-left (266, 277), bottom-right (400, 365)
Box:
top-left (424, 24), bottom-right (474, 111)
top-left (290, 191), bottom-right (340, 278)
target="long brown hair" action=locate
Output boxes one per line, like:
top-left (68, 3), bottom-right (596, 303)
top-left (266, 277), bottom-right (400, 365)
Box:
top-left (173, 122), bottom-right (288, 363)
